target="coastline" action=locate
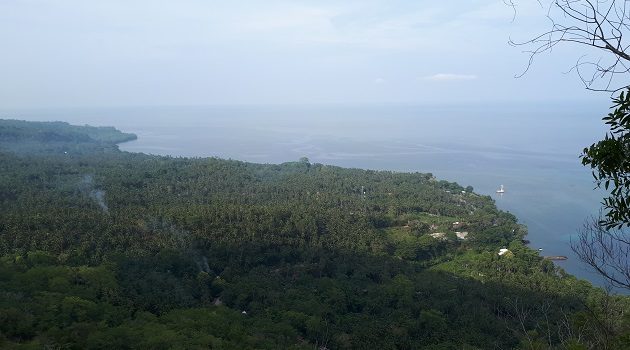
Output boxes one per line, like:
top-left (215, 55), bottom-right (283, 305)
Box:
top-left (6, 105), bottom-right (608, 288)
top-left (543, 255), bottom-right (569, 261)
top-left (115, 133), bottom-right (586, 284)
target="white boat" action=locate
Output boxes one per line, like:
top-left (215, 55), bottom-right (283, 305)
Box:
top-left (496, 185), bottom-right (505, 193)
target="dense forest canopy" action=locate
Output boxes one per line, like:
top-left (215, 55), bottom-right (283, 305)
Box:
top-left (0, 119), bottom-right (137, 155)
top-left (0, 120), bottom-right (628, 349)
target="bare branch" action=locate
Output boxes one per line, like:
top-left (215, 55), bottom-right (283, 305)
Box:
top-left (513, 0), bottom-right (630, 92)
top-left (572, 216), bottom-right (630, 289)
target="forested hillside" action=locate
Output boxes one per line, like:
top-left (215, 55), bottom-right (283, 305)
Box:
top-left (0, 120), bottom-right (628, 349)
top-left (0, 119), bottom-right (137, 154)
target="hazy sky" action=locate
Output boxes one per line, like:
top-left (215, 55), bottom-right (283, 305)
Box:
top-left (0, 0), bottom-right (613, 108)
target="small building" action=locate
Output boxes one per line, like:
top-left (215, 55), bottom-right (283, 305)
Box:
top-left (430, 232), bottom-right (447, 240)
top-left (452, 221), bottom-right (464, 229)
top-left (455, 231), bottom-right (469, 240)
top-left (498, 248), bottom-right (510, 256)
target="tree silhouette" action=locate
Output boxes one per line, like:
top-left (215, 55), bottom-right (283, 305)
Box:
top-left (513, 0), bottom-right (630, 92)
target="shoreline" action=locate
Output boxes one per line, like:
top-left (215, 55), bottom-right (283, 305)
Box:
top-left (543, 255), bottom-right (569, 261)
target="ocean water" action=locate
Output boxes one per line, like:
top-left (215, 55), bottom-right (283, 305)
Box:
top-left (2, 103), bottom-right (616, 288)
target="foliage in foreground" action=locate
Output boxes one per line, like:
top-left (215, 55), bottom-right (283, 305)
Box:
top-left (0, 120), bottom-right (628, 349)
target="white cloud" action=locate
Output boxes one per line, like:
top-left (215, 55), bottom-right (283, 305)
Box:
top-left (374, 78), bottom-right (386, 84)
top-left (423, 73), bottom-right (478, 81)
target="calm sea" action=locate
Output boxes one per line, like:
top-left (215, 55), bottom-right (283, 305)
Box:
top-left (2, 103), bottom-right (616, 289)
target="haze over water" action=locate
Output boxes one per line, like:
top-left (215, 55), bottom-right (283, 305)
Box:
top-left (3, 102), bottom-right (613, 287)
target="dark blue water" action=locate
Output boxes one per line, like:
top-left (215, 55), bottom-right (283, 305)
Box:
top-left (1, 103), bottom-right (614, 288)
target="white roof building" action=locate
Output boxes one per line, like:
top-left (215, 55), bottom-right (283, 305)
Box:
top-left (430, 232), bottom-right (447, 240)
top-left (498, 248), bottom-right (510, 256)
